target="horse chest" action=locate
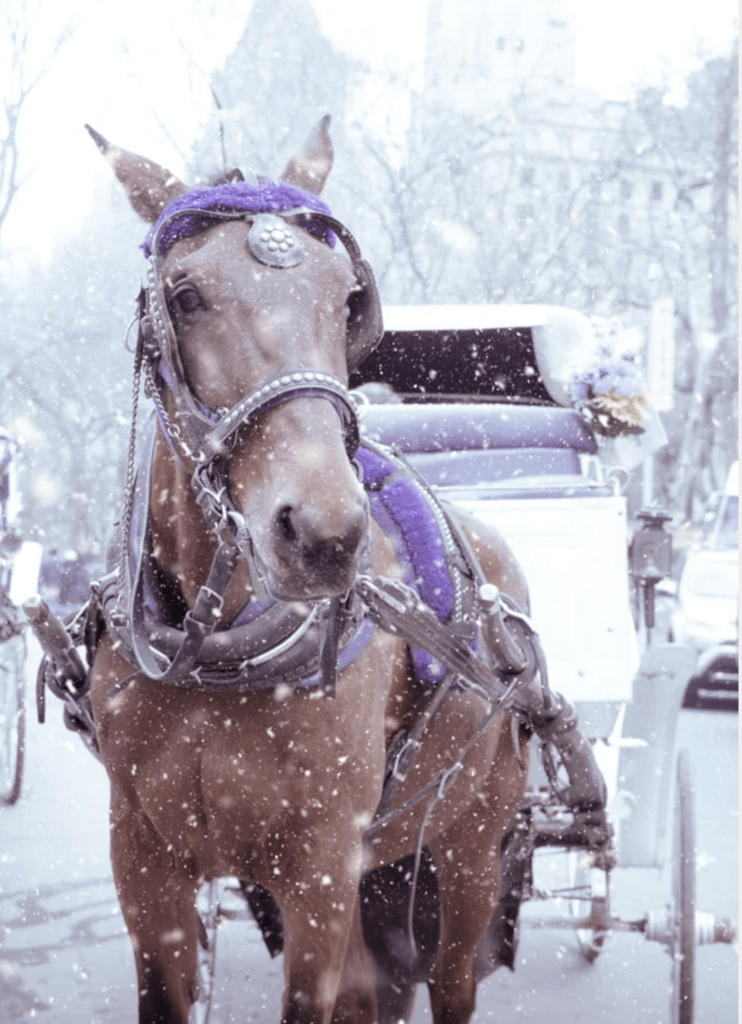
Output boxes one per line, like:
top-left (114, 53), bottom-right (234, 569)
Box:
top-left (98, 661), bottom-right (387, 839)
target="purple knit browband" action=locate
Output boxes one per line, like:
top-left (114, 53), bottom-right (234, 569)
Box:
top-left (143, 180), bottom-right (334, 259)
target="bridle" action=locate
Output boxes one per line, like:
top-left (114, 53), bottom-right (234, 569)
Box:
top-left (138, 204), bottom-right (382, 464)
top-left (117, 199), bottom-right (383, 683)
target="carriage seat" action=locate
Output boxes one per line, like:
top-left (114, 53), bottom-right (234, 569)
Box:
top-left (359, 402), bottom-right (599, 490)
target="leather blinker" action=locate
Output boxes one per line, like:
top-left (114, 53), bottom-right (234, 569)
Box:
top-left (346, 257), bottom-right (383, 374)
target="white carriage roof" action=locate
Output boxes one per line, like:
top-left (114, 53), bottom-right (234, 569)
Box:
top-left (382, 304), bottom-right (556, 332)
top-left (369, 305), bottom-right (596, 406)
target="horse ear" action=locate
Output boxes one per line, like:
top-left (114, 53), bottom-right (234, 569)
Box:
top-left (280, 115), bottom-right (334, 196)
top-left (85, 125), bottom-right (189, 223)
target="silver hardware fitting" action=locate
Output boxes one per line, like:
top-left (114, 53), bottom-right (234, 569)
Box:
top-left (479, 582), bottom-right (529, 676)
top-left (349, 389), bottom-right (370, 420)
top-left (391, 737), bottom-right (422, 782)
top-left (437, 761), bottom-right (464, 798)
top-left (144, 362), bottom-right (200, 461)
top-left (192, 464), bottom-right (235, 537)
top-left (645, 908), bottom-right (736, 947)
top-left (248, 214), bottom-right (305, 268)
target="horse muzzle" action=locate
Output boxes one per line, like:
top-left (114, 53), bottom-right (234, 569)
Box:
top-left (251, 489), bottom-right (370, 602)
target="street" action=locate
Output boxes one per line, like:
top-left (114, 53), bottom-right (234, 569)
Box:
top-left (0, 638), bottom-right (737, 1023)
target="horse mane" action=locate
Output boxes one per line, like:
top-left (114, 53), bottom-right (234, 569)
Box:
top-left (209, 168), bottom-right (245, 186)
top-left (142, 179), bottom-right (335, 258)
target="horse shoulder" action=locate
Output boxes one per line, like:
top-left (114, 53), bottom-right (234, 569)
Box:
top-left (447, 504), bottom-right (530, 611)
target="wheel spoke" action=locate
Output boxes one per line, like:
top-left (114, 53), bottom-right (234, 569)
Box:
top-left (670, 749), bottom-right (696, 1024)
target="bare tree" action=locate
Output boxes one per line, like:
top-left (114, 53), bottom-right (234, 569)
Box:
top-left (0, 0), bottom-right (73, 252)
top-left (340, 84), bottom-right (637, 312)
top-left (0, 174), bottom-right (142, 553)
top-left (337, 52), bottom-right (737, 522)
top-left (620, 48), bottom-right (739, 519)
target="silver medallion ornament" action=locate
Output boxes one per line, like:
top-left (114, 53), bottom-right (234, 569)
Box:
top-left (248, 213), bottom-right (304, 267)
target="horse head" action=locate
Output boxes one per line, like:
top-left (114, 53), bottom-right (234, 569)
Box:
top-left (88, 117), bottom-right (382, 604)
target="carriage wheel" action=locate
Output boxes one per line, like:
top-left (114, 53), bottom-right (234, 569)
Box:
top-left (669, 749), bottom-right (695, 1024)
top-left (0, 633), bottom-right (26, 806)
top-left (190, 879), bottom-right (221, 1024)
top-left (567, 851), bottom-right (608, 963)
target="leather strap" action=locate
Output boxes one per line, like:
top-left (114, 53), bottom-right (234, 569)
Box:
top-left (198, 370), bottom-right (360, 463)
top-left (125, 423), bottom-right (241, 685)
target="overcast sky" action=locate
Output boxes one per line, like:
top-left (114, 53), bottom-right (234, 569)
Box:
top-left (3, 0), bottom-right (737, 263)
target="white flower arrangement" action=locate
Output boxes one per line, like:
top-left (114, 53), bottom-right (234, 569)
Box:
top-left (570, 320), bottom-right (648, 437)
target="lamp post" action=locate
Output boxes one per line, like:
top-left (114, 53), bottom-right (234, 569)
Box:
top-left (630, 509), bottom-right (673, 641)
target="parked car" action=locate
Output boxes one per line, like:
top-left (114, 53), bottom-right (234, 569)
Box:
top-left (671, 462), bottom-right (738, 708)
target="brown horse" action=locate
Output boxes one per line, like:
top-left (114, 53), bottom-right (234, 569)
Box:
top-left (86, 117), bottom-right (531, 1024)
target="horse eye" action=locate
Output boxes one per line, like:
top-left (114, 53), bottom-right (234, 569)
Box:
top-left (171, 287), bottom-right (202, 314)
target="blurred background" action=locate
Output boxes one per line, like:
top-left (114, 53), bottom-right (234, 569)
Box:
top-left (0, 0), bottom-right (737, 615)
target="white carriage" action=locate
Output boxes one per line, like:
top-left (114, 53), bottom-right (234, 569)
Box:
top-left (351, 303), bottom-right (734, 1022)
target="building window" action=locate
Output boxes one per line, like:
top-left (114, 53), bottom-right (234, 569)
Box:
top-left (514, 38), bottom-right (525, 53)
top-left (618, 213), bottom-right (630, 239)
top-left (520, 167), bottom-right (535, 186)
top-left (517, 204), bottom-right (534, 223)
top-left (558, 169), bottom-right (570, 191)
top-left (620, 179), bottom-right (633, 201)
top-left (651, 181), bottom-right (663, 201)
top-left (496, 37), bottom-right (506, 51)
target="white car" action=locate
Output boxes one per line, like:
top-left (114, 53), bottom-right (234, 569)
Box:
top-left (671, 463), bottom-right (738, 707)
top-left (672, 548), bottom-right (738, 650)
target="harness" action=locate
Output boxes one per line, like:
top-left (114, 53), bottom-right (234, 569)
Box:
top-left (28, 175), bottom-right (616, 967)
top-left (34, 177), bottom-right (549, 827)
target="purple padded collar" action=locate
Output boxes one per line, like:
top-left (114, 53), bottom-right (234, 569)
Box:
top-left (143, 180), bottom-right (334, 259)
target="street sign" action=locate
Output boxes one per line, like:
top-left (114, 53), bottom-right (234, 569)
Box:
top-left (647, 296), bottom-right (675, 411)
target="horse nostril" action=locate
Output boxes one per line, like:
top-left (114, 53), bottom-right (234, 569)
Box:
top-left (277, 506), bottom-right (298, 544)
top-left (270, 493), bottom-right (368, 590)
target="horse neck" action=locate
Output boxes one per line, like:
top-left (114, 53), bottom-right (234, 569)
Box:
top-left (148, 433), bottom-right (253, 618)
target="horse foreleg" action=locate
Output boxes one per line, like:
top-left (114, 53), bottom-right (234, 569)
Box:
top-left (275, 843), bottom-right (375, 1024)
top-left (110, 805), bottom-right (199, 1024)
top-left (425, 854), bottom-right (498, 1024)
top-left (427, 720), bottom-right (529, 1024)
top-left (331, 900), bottom-right (378, 1024)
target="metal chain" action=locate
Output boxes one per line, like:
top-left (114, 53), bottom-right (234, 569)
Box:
top-left (144, 361), bottom-right (202, 462)
top-left (116, 341), bottom-right (146, 593)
